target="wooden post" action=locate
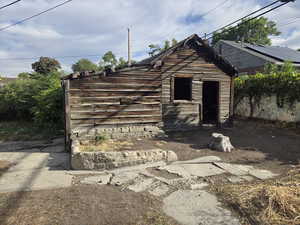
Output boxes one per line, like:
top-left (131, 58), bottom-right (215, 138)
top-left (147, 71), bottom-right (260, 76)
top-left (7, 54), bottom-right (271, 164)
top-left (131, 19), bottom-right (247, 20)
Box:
top-left (127, 28), bottom-right (131, 66)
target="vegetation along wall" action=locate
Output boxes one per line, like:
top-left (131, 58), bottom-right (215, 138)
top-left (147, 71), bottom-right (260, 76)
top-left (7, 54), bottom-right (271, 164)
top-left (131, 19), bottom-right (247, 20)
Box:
top-left (234, 62), bottom-right (300, 122)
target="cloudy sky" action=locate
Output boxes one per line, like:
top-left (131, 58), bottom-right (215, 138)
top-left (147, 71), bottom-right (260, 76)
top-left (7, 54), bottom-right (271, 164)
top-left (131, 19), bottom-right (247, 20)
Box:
top-left (0, 0), bottom-right (299, 77)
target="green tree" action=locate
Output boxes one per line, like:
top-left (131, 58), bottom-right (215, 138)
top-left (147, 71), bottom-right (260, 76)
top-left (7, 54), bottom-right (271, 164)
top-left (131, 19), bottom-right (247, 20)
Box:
top-left (72, 58), bottom-right (98, 72)
top-left (17, 72), bottom-right (31, 79)
top-left (32, 57), bottom-right (61, 75)
top-left (298, 49), bottom-right (300, 51)
top-left (148, 38), bottom-right (178, 56)
top-left (99, 51), bottom-right (118, 70)
top-left (212, 17), bottom-right (281, 46)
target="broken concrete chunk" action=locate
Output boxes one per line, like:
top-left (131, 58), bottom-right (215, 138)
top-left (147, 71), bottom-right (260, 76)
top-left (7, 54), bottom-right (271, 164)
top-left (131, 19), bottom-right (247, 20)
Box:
top-left (110, 171), bottom-right (139, 186)
top-left (209, 133), bottom-right (234, 152)
top-left (249, 169), bottom-right (278, 180)
top-left (127, 178), bottom-right (155, 192)
top-left (149, 183), bottom-right (170, 196)
top-left (81, 173), bottom-right (112, 185)
top-left (213, 162), bottom-right (253, 176)
top-left (163, 190), bottom-right (241, 225)
top-left (172, 156), bottom-right (221, 165)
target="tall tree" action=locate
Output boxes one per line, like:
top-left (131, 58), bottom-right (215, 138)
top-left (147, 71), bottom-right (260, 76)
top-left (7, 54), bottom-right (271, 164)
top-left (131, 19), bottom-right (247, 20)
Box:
top-left (99, 51), bottom-right (119, 71)
top-left (212, 17), bottom-right (281, 46)
top-left (17, 72), bottom-right (31, 79)
top-left (72, 58), bottom-right (98, 72)
top-left (148, 38), bottom-right (178, 57)
top-left (32, 57), bottom-right (61, 75)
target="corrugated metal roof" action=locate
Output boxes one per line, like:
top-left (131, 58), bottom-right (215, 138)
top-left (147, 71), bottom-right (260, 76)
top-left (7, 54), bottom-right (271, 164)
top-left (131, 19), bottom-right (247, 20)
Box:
top-left (244, 43), bottom-right (300, 63)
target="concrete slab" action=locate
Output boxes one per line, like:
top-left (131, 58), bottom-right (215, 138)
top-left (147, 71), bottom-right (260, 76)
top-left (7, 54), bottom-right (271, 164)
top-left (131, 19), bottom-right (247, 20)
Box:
top-left (81, 173), bottom-right (112, 185)
top-left (0, 169), bottom-right (73, 193)
top-left (181, 164), bottom-right (225, 177)
top-left (213, 162), bottom-right (253, 176)
top-left (110, 171), bottom-right (140, 186)
top-left (163, 190), bottom-right (241, 225)
top-left (127, 178), bottom-right (155, 192)
top-left (241, 175), bottom-right (255, 182)
top-left (1, 152), bottom-right (70, 171)
top-left (249, 169), bottom-right (278, 180)
top-left (172, 156), bottom-right (222, 165)
top-left (158, 164), bottom-right (191, 178)
top-left (149, 183), bottom-right (169, 196)
top-left (112, 161), bottom-right (166, 174)
top-left (190, 183), bottom-right (209, 190)
top-left (160, 164), bottom-right (225, 178)
top-left (227, 176), bottom-right (245, 183)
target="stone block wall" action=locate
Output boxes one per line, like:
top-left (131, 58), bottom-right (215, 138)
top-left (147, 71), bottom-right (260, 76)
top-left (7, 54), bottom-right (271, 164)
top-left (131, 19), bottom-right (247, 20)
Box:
top-left (71, 124), bottom-right (165, 140)
top-left (235, 95), bottom-right (300, 122)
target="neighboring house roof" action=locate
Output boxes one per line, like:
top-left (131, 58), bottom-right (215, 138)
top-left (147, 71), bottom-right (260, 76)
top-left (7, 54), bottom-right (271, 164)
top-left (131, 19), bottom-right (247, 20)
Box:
top-left (63, 34), bottom-right (237, 80)
top-left (219, 40), bottom-right (300, 66)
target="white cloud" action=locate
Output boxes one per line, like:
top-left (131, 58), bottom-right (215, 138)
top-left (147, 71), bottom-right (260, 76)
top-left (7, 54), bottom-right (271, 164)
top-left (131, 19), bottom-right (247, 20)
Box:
top-left (0, 0), bottom-right (299, 77)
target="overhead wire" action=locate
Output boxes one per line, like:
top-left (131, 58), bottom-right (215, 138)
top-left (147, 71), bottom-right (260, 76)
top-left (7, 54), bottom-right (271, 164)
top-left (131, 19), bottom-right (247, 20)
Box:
top-left (0, 0), bottom-right (21, 11)
top-left (204, 0), bottom-right (293, 40)
top-left (0, 0), bottom-right (72, 32)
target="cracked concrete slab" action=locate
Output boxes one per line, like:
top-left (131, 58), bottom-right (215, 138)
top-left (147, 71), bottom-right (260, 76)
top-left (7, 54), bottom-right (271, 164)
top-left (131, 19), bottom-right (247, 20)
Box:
top-left (213, 162), bottom-right (253, 176)
top-left (81, 173), bottom-right (112, 185)
top-left (163, 190), bottom-right (241, 225)
top-left (110, 171), bottom-right (140, 186)
top-left (148, 183), bottom-right (170, 196)
top-left (127, 178), bottom-right (155, 192)
top-left (172, 156), bottom-right (222, 165)
top-left (249, 169), bottom-right (278, 180)
top-left (159, 164), bottom-right (225, 178)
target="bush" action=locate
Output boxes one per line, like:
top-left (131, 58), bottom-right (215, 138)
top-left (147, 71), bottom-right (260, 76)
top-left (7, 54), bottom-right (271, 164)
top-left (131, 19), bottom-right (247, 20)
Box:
top-left (235, 62), bottom-right (300, 108)
top-left (0, 72), bottom-right (64, 129)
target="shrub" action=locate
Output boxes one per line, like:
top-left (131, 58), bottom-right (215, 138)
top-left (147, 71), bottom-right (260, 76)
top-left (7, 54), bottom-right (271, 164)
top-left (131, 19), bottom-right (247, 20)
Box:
top-left (235, 62), bottom-right (300, 108)
top-left (0, 72), bottom-right (64, 129)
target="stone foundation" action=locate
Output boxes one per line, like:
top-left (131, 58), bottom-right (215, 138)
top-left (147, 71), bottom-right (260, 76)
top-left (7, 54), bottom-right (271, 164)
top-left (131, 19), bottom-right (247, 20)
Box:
top-left (71, 124), bottom-right (165, 140)
top-left (71, 140), bottom-right (177, 170)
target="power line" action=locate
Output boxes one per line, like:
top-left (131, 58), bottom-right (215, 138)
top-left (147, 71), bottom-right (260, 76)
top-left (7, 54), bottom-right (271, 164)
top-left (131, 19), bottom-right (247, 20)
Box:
top-left (205, 0), bottom-right (293, 40)
top-left (0, 0), bottom-right (21, 10)
top-left (0, 0), bottom-right (72, 32)
top-left (200, 0), bottom-right (230, 18)
top-left (202, 0), bottom-right (281, 38)
top-left (278, 17), bottom-right (300, 27)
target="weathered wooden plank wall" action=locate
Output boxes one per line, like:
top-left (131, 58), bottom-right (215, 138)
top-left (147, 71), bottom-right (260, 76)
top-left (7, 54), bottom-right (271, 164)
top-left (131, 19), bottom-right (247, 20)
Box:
top-left (161, 47), bottom-right (232, 128)
top-left (68, 69), bottom-right (162, 132)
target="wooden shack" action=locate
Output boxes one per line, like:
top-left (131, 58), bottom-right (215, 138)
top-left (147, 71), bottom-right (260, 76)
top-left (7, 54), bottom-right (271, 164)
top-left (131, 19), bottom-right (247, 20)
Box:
top-left (62, 34), bottom-right (237, 146)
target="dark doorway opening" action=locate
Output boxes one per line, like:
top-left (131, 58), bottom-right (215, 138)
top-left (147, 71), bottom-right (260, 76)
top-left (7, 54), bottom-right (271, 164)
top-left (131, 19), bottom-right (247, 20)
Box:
top-left (202, 81), bottom-right (219, 123)
top-left (174, 77), bottom-right (192, 100)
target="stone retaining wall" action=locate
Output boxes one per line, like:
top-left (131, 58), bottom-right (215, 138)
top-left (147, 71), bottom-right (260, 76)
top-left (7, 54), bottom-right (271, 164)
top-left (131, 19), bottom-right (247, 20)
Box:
top-left (235, 95), bottom-right (300, 122)
top-left (72, 124), bottom-right (165, 140)
top-left (71, 140), bottom-right (177, 170)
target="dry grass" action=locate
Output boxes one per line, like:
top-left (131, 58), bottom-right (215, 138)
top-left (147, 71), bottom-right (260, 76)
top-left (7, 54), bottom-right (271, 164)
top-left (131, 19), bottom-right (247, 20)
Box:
top-left (80, 139), bottom-right (134, 152)
top-left (212, 167), bottom-right (300, 225)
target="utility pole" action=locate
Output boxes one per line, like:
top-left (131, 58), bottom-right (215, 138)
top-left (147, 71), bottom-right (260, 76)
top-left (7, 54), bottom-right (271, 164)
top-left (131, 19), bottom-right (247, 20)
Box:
top-left (127, 28), bottom-right (131, 66)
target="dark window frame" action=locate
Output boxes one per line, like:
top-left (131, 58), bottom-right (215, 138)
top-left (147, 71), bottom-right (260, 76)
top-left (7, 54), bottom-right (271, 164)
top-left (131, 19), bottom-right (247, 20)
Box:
top-left (173, 76), bottom-right (193, 102)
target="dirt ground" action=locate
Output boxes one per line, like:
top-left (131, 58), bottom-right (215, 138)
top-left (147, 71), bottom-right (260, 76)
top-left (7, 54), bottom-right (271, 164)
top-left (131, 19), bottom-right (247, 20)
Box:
top-left (0, 160), bottom-right (11, 177)
top-left (1, 119), bottom-right (299, 225)
top-left (0, 185), bottom-right (178, 225)
top-left (126, 119), bottom-right (300, 174)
